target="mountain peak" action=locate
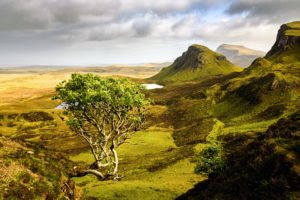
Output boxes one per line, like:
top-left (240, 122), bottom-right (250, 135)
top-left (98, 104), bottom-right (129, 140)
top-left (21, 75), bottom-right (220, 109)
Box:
top-left (188, 44), bottom-right (211, 51)
top-left (172, 44), bottom-right (230, 71)
top-left (151, 44), bottom-right (241, 83)
top-left (266, 21), bottom-right (300, 58)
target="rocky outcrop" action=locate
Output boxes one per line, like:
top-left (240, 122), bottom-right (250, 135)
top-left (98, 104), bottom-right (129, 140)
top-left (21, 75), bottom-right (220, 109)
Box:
top-left (172, 45), bottom-right (229, 71)
top-left (266, 22), bottom-right (300, 57)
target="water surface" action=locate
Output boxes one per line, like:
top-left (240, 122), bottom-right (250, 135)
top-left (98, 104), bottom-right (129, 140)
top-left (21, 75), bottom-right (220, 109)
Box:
top-left (142, 83), bottom-right (164, 90)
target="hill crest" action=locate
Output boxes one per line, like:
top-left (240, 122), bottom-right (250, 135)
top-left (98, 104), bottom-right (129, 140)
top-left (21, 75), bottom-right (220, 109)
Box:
top-left (152, 44), bottom-right (240, 83)
top-left (266, 21), bottom-right (300, 58)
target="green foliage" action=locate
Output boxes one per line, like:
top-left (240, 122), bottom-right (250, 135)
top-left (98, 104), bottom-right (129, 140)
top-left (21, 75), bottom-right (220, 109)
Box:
top-left (195, 144), bottom-right (226, 176)
top-left (53, 73), bottom-right (149, 178)
top-left (54, 74), bottom-right (148, 131)
top-left (17, 171), bottom-right (34, 184)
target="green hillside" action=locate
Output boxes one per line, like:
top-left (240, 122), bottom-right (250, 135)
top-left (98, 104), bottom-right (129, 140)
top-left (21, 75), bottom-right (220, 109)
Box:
top-left (175, 21), bottom-right (300, 199)
top-left (151, 45), bottom-right (241, 83)
top-left (1, 22), bottom-right (300, 199)
top-left (210, 21), bottom-right (300, 121)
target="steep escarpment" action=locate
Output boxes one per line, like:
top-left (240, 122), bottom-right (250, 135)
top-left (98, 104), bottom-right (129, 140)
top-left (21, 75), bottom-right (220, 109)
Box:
top-left (151, 45), bottom-right (240, 83)
top-left (266, 21), bottom-right (300, 58)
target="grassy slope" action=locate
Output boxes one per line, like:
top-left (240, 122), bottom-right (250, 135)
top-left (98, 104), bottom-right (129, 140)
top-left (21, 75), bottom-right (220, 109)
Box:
top-left (285, 21), bottom-right (300, 36)
top-left (1, 67), bottom-right (299, 199)
top-left (175, 21), bottom-right (300, 199)
top-left (0, 75), bottom-right (206, 199)
top-left (0, 137), bottom-right (75, 199)
top-left (151, 45), bottom-right (241, 83)
top-left (71, 128), bottom-right (203, 200)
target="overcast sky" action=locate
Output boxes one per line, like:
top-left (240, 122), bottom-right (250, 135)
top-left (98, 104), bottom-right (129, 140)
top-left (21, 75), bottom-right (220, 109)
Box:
top-left (0, 0), bottom-right (299, 66)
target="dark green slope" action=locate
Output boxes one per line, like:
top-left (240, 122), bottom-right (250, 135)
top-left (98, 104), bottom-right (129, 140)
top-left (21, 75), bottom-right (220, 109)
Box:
top-left (151, 44), bottom-right (241, 83)
top-left (176, 112), bottom-right (300, 200)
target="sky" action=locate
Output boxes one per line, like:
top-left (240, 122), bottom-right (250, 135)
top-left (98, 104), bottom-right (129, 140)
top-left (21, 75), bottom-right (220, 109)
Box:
top-left (0, 0), bottom-right (299, 66)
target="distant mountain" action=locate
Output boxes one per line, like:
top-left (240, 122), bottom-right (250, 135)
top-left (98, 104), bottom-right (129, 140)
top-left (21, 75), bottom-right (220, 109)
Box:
top-left (216, 44), bottom-right (265, 67)
top-left (151, 44), bottom-right (241, 83)
top-left (0, 63), bottom-right (168, 78)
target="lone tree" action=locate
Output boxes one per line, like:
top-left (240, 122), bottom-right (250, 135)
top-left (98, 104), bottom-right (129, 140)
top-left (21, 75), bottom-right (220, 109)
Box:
top-left (54, 74), bottom-right (148, 180)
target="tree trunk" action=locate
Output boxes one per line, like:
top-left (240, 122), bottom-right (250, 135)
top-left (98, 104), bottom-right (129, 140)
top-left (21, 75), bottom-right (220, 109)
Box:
top-left (110, 142), bottom-right (119, 177)
top-left (112, 148), bottom-right (119, 175)
top-left (70, 169), bottom-right (105, 180)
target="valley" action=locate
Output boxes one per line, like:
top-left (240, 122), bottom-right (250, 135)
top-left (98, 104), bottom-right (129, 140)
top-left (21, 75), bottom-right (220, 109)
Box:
top-left (0, 21), bottom-right (300, 200)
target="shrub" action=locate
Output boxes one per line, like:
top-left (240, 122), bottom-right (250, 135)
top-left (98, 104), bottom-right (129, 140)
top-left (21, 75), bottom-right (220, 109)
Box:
top-left (20, 112), bottom-right (54, 122)
top-left (4, 181), bottom-right (34, 200)
top-left (7, 121), bottom-right (16, 127)
top-left (17, 171), bottom-right (33, 184)
top-left (195, 144), bottom-right (226, 176)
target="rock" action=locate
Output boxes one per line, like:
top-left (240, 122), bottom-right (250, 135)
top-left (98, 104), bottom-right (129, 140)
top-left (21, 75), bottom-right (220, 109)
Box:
top-left (27, 151), bottom-right (34, 154)
top-left (266, 21), bottom-right (300, 57)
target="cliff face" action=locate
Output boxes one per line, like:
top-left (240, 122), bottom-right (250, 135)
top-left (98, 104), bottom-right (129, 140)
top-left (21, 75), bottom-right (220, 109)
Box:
top-left (266, 21), bottom-right (300, 58)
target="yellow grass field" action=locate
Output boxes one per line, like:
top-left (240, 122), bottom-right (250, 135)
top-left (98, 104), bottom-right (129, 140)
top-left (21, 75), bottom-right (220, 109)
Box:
top-left (0, 66), bottom-right (161, 109)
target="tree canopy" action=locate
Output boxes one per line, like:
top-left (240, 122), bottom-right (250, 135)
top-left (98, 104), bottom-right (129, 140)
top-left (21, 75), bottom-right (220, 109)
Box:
top-left (53, 73), bottom-right (148, 179)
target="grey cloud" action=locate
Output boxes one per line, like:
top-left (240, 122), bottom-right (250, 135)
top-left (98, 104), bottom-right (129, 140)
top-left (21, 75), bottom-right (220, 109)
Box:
top-left (88, 23), bottom-right (133, 41)
top-left (0, 0), bottom-right (52, 30)
top-left (0, 0), bottom-right (224, 31)
top-left (132, 18), bottom-right (154, 37)
top-left (227, 0), bottom-right (300, 23)
top-left (0, 0), bottom-right (121, 31)
top-left (0, 0), bottom-right (297, 66)
top-left (0, 0), bottom-right (228, 46)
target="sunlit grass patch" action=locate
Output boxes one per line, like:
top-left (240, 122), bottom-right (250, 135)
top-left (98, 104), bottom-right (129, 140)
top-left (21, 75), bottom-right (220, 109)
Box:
top-left (73, 159), bottom-right (204, 200)
top-left (71, 127), bottom-right (176, 164)
top-left (222, 119), bottom-right (277, 135)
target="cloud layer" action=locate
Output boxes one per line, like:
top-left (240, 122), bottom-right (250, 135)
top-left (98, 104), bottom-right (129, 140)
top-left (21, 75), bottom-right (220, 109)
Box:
top-left (0, 0), bottom-right (299, 66)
